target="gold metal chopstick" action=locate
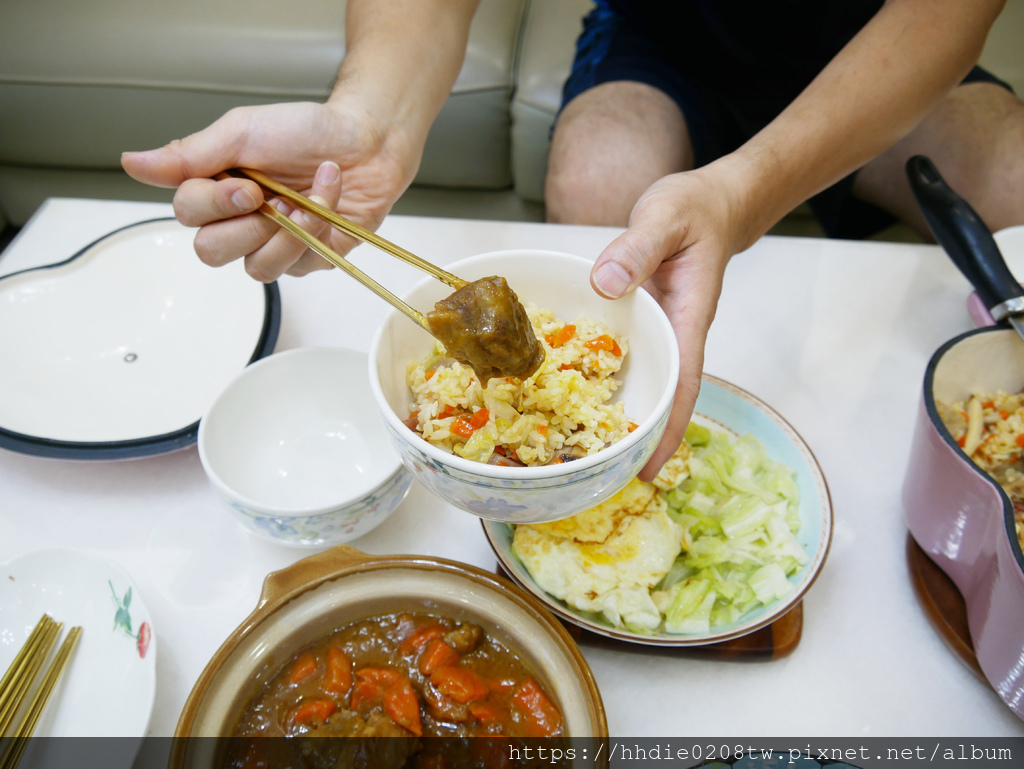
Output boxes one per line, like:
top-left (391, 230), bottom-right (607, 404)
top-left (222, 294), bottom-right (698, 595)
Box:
top-left (227, 167), bottom-right (468, 290)
top-left (0, 627), bottom-right (82, 769)
top-left (0, 616), bottom-right (53, 706)
top-left (0, 619), bottom-right (61, 736)
top-left (242, 190), bottom-right (432, 332)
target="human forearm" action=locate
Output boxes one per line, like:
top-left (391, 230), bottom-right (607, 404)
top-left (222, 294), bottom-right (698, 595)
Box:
top-left (721, 0), bottom-right (1006, 252)
top-left (333, 0), bottom-right (481, 143)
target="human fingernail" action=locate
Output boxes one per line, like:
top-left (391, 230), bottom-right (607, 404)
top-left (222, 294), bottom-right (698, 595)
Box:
top-left (593, 261), bottom-right (631, 298)
top-left (232, 187), bottom-right (256, 211)
top-left (317, 161), bottom-right (341, 186)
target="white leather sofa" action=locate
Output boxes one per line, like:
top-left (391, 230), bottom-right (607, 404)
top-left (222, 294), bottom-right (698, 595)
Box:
top-left (1, 0), bottom-right (1021, 233)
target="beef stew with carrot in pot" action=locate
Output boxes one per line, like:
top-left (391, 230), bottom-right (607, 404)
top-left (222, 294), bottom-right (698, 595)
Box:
top-left (228, 611), bottom-right (565, 766)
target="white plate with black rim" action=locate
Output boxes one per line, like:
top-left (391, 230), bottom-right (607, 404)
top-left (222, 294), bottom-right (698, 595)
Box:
top-left (0, 218), bottom-right (280, 459)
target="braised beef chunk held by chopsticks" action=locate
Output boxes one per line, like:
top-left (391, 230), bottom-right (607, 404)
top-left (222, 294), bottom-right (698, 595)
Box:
top-left (426, 276), bottom-right (545, 384)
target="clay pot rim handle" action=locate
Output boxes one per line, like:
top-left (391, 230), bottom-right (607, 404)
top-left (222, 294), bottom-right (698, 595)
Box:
top-left (256, 544), bottom-right (372, 612)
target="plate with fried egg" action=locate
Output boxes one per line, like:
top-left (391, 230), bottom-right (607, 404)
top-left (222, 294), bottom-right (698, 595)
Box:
top-left (482, 374), bottom-right (833, 646)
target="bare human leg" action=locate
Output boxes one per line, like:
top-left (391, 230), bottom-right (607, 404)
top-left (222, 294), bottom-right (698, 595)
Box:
top-left (853, 82), bottom-right (1024, 238)
top-left (545, 81), bottom-right (696, 227)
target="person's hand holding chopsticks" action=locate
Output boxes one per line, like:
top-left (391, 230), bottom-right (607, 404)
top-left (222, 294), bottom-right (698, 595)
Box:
top-left (123, 101), bottom-right (361, 282)
top-left (121, 0), bottom-right (481, 283)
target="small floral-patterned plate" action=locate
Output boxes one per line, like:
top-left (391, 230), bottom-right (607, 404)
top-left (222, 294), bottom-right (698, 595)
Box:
top-left (0, 549), bottom-right (156, 740)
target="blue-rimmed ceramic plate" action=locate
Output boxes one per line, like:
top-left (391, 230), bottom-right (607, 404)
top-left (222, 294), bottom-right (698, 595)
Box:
top-left (482, 374), bottom-right (833, 647)
top-left (0, 218), bottom-right (280, 459)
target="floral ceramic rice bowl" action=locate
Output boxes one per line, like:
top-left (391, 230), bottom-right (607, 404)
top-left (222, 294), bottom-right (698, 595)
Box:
top-left (369, 249), bottom-right (680, 523)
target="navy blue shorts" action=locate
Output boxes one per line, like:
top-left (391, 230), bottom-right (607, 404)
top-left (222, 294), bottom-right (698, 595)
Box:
top-left (560, 3), bottom-right (1015, 239)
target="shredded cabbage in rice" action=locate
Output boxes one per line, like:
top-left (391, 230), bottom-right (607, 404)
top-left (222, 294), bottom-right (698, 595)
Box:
top-left (938, 389), bottom-right (1024, 550)
top-left (405, 304), bottom-right (635, 466)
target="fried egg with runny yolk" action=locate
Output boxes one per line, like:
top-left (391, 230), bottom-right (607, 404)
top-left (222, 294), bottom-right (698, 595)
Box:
top-left (512, 478), bottom-right (684, 630)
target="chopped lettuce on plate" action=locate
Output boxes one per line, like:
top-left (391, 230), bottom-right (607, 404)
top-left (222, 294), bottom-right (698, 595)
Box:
top-left (652, 422), bottom-right (808, 634)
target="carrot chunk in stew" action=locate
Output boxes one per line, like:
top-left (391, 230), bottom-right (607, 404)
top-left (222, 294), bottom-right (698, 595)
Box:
top-left (383, 677), bottom-right (423, 736)
top-left (289, 698), bottom-right (336, 726)
top-left (287, 652), bottom-right (317, 685)
top-left (418, 639), bottom-right (461, 675)
top-left (512, 677), bottom-right (563, 737)
top-left (399, 624), bottom-right (446, 655)
top-left (354, 667), bottom-right (404, 688)
top-left (468, 700), bottom-right (508, 728)
top-left (430, 665), bottom-right (490, 704)
top-left (349, 679), bottom-right (382, 713)
top-left (322, 646), bottom-right (352, 696)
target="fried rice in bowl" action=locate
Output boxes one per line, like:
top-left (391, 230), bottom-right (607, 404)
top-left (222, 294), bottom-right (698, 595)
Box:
top-left (368, 250), bottom-right (679, 523)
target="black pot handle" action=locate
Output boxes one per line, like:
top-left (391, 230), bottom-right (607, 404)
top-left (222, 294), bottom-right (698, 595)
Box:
top-left (906, 155), bottom-right (1023, 315)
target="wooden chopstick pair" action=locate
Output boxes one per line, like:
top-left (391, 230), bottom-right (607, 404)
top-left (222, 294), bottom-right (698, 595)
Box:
top-left (0, 615), bottom-right (82, 769)
top-left (218, 168), bottom-right (468, 332)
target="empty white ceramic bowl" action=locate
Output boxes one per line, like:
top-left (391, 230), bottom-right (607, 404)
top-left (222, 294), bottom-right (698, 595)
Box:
top-left (198, 347), bottom-right (412, 547)
top-left (368, 250), bottom-right (679, 523)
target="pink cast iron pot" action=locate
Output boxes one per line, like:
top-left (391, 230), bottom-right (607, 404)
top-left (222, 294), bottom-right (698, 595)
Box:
top-left (903, 326), bottom-right (1024, 720)
top-left (903, 156), bottom-right (1024, 721)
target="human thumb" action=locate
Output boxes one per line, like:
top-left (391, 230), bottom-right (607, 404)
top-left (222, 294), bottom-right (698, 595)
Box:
top-left (591, 225), bottom-right (676, 299)
top-left (121, 111), bottom-right (246, 189)
top-left (120, 145), bottom-right (187, 189)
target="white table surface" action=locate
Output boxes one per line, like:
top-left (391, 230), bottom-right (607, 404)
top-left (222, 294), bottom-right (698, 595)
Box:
top-left (2, 197), bottom-right (1023, 741)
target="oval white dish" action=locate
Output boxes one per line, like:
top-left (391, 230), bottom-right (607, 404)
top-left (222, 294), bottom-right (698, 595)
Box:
top-left (0, 218), bottom-right (280, 459)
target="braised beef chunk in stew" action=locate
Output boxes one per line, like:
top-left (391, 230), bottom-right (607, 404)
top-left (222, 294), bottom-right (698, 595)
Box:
top-left (230, 612), bottom-right (564, 759)
top-left (426, 276), bottom-right (545, 383)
